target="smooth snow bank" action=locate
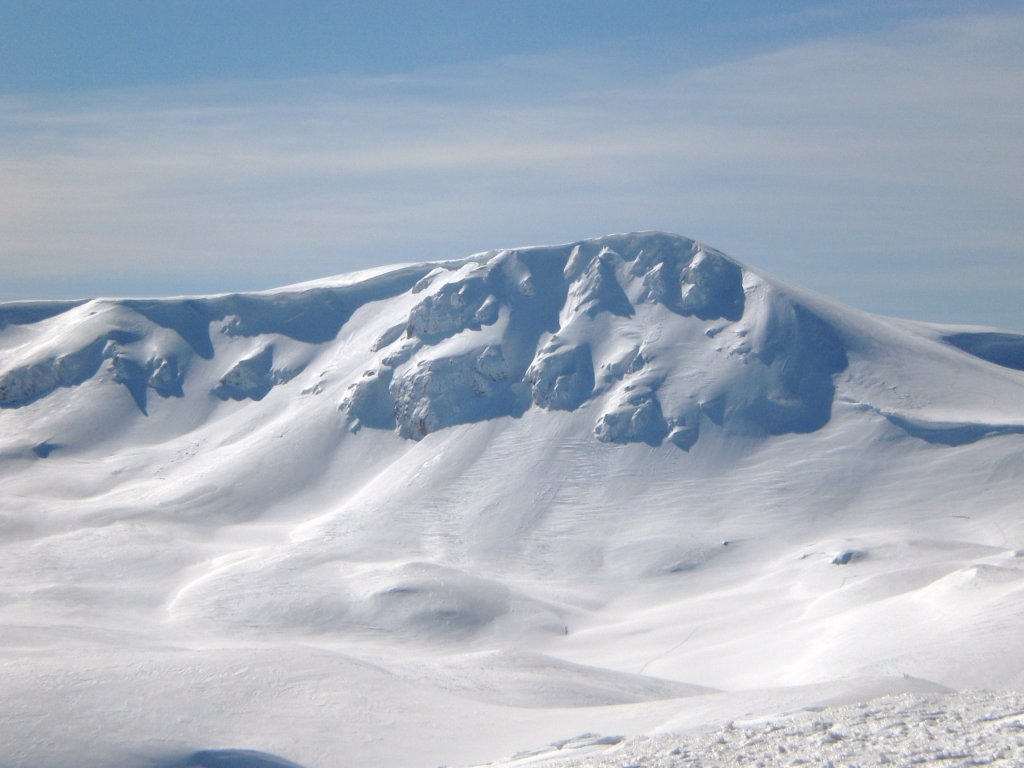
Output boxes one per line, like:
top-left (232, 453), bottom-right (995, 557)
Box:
top-left (492, 691), bottom-right (1024, 767)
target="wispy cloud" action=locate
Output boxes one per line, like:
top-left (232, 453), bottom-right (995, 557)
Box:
top-left (1, 12), bottom-right (1022, 327)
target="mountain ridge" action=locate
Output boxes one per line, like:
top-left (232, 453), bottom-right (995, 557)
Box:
top-left (3, 231), bottom-right (1022, 452)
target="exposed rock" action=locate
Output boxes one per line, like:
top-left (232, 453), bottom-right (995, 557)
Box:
top-left (567, 248), bottom-right (634, 319)
top-left (678, 250), bottom-right (745, 320)
top-left (406, 274), bottom-right (494, 340)
top-left (595, 390), bottom-right (670, 446)
top-left (0, 339), bottom-right (106, 408)
top-left (213, 347), bottom-right (301, 402)
top-left (391, 345), bottom-right (522, 439)
top-left (526, 344), bottom-right (595, 411)
top-left (341, 366), bottom-right (396, 431)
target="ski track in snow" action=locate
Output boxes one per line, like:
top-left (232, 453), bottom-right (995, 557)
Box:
top-left (1, 233), bottom-right (1023, 768)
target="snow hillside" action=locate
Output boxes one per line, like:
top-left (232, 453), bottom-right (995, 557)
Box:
top-left (1, 232), bottom-right (1023, 768)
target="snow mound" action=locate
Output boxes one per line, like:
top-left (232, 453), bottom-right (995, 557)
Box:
top-left (169, 557), bottom-right (567, 642)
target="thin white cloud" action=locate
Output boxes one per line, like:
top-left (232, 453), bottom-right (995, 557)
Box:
top-left (1, 12), bottom-right (1022, 326)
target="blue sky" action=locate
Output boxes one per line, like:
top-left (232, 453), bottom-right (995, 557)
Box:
top-left (2, 1), bottom-right (1023, 330)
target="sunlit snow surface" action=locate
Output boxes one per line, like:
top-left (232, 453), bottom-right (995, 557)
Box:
top-left (1, 233), bottom-right (1023, 767)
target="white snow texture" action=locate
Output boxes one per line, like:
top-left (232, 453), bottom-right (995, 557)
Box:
top-left (1, 232), bottom-right (1023, 767)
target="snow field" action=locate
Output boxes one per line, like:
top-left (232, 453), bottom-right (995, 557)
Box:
top-left (1, 233), bottom-right (1023, 767)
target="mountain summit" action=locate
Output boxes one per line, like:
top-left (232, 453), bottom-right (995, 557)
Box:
top-left (2, 233), bottom-right (1024, 768)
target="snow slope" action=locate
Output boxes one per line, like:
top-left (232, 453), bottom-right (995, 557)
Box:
top-left (1, 232), bottom-right (1023, 767)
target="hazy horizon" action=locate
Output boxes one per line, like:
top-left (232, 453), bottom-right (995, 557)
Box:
top-left (2, 1), bottom-right (1022, 330)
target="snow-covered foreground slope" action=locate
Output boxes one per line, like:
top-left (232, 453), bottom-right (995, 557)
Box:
top-left (492, 691), bottom-right (1024, 768)
top-left (1, 233), bottom-right (1023, 767)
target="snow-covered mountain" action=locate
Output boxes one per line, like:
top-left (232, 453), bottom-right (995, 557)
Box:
top-left (2, 232), bottom-right (1023, 768)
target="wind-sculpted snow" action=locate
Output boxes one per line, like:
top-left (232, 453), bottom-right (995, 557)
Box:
top-left (0, 299), bottom-right (89, 330)
top-left (727, 300), bottom-right (849, 435)
top-left (880, 412), bottom-right (1024, 447)
top-left (107, 347), bottom-right (185, 413)
top-left (126, 267), bottom-right (428, 352)
top-left (0, 267), bottom-right (427, 415)
top-left (944, 330), bottom-right (1024, 372)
